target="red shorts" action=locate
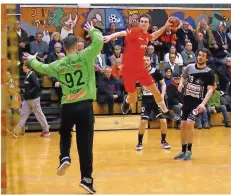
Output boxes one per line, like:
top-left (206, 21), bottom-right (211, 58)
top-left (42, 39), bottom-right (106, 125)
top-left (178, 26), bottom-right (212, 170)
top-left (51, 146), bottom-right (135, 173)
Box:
top-left (122, 67), bottom-right (154, 93)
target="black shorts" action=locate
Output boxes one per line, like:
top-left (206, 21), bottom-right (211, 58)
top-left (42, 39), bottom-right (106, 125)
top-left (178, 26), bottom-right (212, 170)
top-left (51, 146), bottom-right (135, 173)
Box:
top-left (141, 97), bottom-right (162, 121)
top-left (181, 98), bottom-right (200, 121)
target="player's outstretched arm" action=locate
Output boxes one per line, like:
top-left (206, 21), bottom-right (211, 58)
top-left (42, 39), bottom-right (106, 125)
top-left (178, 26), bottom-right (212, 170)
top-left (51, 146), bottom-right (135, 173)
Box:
top-left (151, 18), bottom-right (172, 41)
top-left (103, 31), bottom-right (127, 43)
top-left (23, 52), bottom-right (58, 78)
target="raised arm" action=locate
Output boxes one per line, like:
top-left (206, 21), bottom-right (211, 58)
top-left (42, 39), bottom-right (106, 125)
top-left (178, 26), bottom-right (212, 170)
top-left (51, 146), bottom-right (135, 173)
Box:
top-left (103, 30), bottom-right (127, 43)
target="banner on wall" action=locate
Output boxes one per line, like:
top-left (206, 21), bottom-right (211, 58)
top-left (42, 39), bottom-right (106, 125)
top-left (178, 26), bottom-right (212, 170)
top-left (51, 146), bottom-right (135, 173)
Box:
top-left (20, 7), bottom-right (231, 41)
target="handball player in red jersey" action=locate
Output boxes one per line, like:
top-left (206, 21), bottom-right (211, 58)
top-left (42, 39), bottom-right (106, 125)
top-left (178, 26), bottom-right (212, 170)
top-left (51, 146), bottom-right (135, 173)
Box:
top-left (104, 14), bottom-right (180, 120)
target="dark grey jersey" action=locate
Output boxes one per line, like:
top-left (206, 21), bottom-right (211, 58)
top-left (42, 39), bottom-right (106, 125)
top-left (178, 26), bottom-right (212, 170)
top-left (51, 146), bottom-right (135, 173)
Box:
top-left (182, 63), bottom-right (215, 104)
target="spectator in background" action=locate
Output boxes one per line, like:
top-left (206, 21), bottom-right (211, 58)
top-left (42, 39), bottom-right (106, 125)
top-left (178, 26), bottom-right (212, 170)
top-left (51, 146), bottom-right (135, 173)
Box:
top-left (7, 20), bottom-right (29, 62)
top-left (164, 68), bottom-right (173, 87)
top-left (206, 82), bottom-right (231, 127)
top-left (111, 58), bottom-right (123, 79)
top-left (164, 53), bottom-right (181, 76)
top-left (181, 41), bottom-right (196, 67)
top-left (213, 22), bottom-right (230, 62)
top-left (160, 26), bottom-right (177, 60)
top-left (48, 32), bottom-right (65, 54)
top-left (195, 32), bottom-right (209, 50)
top-left (30, 32), bottom-right (48, 63)
top-left (166, 72), bottom-right (183, 129)
top-left (176, 20), bottom-right (196, 52)
top-left (146, 44), bottom-right (159, 68)
top-left (195, 20), bottom-right (217, 50)
top-left (109, 45), bottom-right (123, 66)
top-left (97, 66), bottom-right (124, 115)
top-left (48, 42), bottom-right (65, 63)
top-left (94, 51), bottom-right (108, 84)
top-left (164, 45), bottom-right (183, 66)
top-left (77, 41), bottom-right (85, 52)
top-left (149, 24), bottom-right (163, 58)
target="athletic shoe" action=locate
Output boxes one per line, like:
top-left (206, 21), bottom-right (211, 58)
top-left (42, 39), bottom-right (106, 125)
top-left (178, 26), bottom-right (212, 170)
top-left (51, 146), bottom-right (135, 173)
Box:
top-left (79, 177), bottom-right (96, 194)
top-left (38, 131), bottom-right (50, 137)
top-left (135, 143), bottom-right (143, 151)
top-left (161, 141), bottom-right (171, 149)
top-left (10, 131), bottom-right (18, 138)
top-left (174, 152), bottom-right (185, 160)
top-left (57, 156), bottom-right (71, 176)
top-left (183, 151), bottom-right (192, 161)
top-left (121, 94), bottom-right (131, 114)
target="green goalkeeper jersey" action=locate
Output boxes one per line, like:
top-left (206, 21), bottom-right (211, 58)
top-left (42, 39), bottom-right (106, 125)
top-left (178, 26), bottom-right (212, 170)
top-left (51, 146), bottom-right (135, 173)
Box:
top-left (28, 29), bottom-right (103, 104)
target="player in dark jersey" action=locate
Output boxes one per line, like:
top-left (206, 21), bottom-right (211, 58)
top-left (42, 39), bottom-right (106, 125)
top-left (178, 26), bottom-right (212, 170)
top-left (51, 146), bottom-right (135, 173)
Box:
top-left (104, 14), bottom-right (180, 121)
top-left (136, 55), bottom-right (171, 151)
top-left (174, 48), bottom-right (215, 161)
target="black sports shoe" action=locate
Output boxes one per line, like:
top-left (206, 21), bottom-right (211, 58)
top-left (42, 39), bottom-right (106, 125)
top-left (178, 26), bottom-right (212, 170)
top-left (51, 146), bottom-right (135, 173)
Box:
top-left (121, 94), bottom-right (131, 114)
top-left (157, 110), bottom-right (180, 121)
top-left (57, 156), bottom-right (71, 176)
top-left (79, 177), bottom-right (96, 194)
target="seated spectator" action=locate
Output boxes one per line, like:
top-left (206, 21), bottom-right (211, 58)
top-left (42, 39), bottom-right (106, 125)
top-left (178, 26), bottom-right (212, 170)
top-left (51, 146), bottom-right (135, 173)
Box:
top-left (30, 32), bottom-right (48, 63)
top-left (109, 45), bottom-right (123, 66)
top-left (196, 109), bottom-right (210, 129)
top-left (195, 20), bottom-right (217, 50)
top-left (195, 32), bottom-right (209, 50)
top-left (164, 68), bottom-right (173, 87)
top-left (181, 41), bottom-right (196, 67)
top-left (164, 45), bottom-right (183, 66)
top-left (160, 26), bottom-right (177, 59)
top-left (206, 83), bottom-right (231, 127)
top-left (97, 66), bottom-right (124, 115)
top-left (146, 44), bottom-right (159, 68)
top-left (95, 51), bottom-right (108, 84)
top-left (7, 20), bottom-right (29, 62)
top-left (48, 42), bottom-right (65, 63)
top-left (111, 58), bottom-right (123, 79)
top-left (77, 41), bottom-right (85, 52)
top-left (48, 32), bottom-right (65, 54)
top-left (163, 53), bottom-right (181, 76)
top-left (176, 20), bottom-right (196, 52)
top-left (216, 57), bottom-right (231, 93)
top-left (166, 72), bottom-right (183, 129)
top-left (149, 24), bottom-right (163, 58)
top-left (103, 37), bottom-right (118, 57)
top-left (213, 22), bottom-right (230, 62)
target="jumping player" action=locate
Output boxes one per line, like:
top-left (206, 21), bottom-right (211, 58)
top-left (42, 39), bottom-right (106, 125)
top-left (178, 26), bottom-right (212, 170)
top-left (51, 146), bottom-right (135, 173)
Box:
top-left (136, 55), bottom-right (171, 151)
top-left (104, 14), bottom-right (179, 120)
top-left (174, 48), bottom-right (215, 161)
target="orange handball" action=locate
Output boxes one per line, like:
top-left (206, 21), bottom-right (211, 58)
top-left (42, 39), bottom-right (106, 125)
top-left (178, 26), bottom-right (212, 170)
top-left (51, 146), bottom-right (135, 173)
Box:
top-left (168, 17), bottom-right (180, 28)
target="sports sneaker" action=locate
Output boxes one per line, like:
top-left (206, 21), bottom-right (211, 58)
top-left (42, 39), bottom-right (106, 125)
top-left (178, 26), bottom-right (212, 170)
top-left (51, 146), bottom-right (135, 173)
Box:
top-left (57, 157), bottom-right (71, 176)
top-left (121, 95), bottom-right (131, 114)
top-left (135, 143), bottom-right (143, 151)
top-left (174, 152), bottom-right (185, 160)
top-left (183, 151), bottom-right (192, 161)
top-left (161, 141), bottom-right (171, 149)
top-left (79, 177), bottom-right (96, 194)
top-left (38, 131), bottom-right (50, 137)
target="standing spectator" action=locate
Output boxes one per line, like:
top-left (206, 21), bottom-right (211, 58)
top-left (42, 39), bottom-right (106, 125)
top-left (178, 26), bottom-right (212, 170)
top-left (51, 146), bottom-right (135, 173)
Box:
top-left (176, 20), bottom-right (196, 52)
top-left (195, 20), bottom-right (217, 49)
top-left (48, 32), bottom-right (65, 54)
top-left (11, 61), bottom-right (50, 138)
top-left (30, 32), bottom-right (48, 63)
top-left (181, 41), bottom-right (196, 67)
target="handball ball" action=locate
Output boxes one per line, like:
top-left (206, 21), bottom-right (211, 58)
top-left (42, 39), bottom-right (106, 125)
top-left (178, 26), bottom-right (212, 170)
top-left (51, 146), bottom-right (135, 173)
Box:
top-left (168, 17), bottom-right (180, 28)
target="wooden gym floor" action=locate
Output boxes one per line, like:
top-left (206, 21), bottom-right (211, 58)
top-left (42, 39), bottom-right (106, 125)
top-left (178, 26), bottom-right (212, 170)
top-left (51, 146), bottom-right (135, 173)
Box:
top-left (5, 127), bottom-right (231, 194)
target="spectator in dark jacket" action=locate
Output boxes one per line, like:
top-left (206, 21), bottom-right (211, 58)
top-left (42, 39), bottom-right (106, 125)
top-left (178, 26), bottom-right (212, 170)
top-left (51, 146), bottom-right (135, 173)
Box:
top-left (97, 66), bottom-right (124, 114)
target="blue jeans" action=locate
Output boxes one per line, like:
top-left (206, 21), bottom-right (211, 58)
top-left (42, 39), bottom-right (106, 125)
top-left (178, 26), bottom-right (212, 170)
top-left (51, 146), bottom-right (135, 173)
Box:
top-left (196, 109), bottom-right (209, 125)
top-left (171, 105), bottom-right (182, 117)
top-left (207, 105), bottom-right (230, 123)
